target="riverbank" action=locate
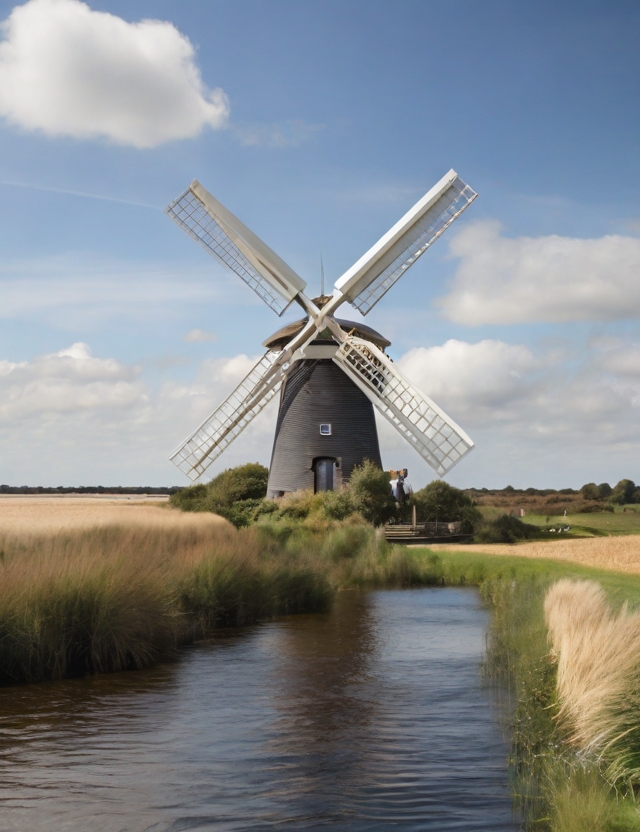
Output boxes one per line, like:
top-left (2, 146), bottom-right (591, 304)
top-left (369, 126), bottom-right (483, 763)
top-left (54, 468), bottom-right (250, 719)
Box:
top-left (3, 499), bottom-right (640, 829)
top-left (421, 546), bottom-right (640, 831)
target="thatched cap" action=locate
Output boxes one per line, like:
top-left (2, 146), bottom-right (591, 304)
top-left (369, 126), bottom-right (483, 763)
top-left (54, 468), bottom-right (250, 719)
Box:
top-left (263, 317), bottom-right (391, 351)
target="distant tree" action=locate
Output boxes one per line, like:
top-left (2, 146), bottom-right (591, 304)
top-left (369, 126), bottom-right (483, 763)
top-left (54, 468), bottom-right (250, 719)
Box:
top-left (610, 479), bottom-right (639, 506)
top-left (412, 480), bottom-right (481, 533)
top-left (598, 482), bottom-right (613, 499)
top-left (580, 483), bottom-right (600, 501)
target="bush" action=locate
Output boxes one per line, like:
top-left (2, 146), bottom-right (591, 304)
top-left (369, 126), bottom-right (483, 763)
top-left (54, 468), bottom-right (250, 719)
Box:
top-left (475, 514), bottom-right (539, 544)
top-left (170, 463), bottom-right (269, 527)
top-left (348, 460), bottom-right (397, 526)
top-left (412, 480), bottom-right (481, 532)
top-left (255, 489), bottom-right (357, 524)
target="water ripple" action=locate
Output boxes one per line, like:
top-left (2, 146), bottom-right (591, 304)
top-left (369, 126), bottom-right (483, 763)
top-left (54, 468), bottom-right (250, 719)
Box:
top-left (0, 587), bottom-right (519, 831)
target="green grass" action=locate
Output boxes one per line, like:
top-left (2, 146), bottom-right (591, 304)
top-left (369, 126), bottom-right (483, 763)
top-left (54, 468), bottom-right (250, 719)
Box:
top-left (416, 547), bottom-right (640, 831)
top-left (523, 508), bottom-right (640, 537)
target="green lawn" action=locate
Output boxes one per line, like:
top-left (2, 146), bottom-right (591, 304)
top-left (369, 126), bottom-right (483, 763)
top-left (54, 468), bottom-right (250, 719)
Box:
top-left (525, 508), bottom-right (640, 537)
top-left (420, 547), bottom-right (640, 610)
top-left (479, 504), bottom-right (640, 537)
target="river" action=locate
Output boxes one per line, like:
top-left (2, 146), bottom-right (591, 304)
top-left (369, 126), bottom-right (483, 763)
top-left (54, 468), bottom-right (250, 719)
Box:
top-left (0, 587), bottom-right (519, 831)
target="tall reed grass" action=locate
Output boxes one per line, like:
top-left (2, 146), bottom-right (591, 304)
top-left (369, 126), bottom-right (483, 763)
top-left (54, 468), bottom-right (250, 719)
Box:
top-left (545, 579), bottom-right (640, 787)
top-left (0, 513), bottom-right (438, 685)
top-left (484, 574), bottom-right (640, 831)
top-left (0, 521), bottom-right (330, 683)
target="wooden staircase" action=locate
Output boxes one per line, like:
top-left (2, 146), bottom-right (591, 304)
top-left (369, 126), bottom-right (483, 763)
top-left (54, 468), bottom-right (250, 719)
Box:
top-left (383, 522), bottom-right (472, 545)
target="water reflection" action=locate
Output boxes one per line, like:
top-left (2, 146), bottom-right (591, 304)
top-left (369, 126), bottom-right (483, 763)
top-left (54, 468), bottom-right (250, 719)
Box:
top-left (0, 589), bottom-right (519, 831)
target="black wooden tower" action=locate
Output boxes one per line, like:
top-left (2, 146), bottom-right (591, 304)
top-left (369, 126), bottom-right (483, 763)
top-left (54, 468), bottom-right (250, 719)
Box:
top-left (263, 314), bottom-right (390, 497)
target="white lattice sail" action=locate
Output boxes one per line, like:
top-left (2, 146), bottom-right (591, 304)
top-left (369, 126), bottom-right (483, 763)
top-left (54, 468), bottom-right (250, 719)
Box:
top-left (166, 181), bottom-right (306, 316)
top-left (334, 170), bottom-right (477, 315)
top-left (332, 336), bottom-right (474, 476)
top-left (170, 351), bottom-right (284, 480)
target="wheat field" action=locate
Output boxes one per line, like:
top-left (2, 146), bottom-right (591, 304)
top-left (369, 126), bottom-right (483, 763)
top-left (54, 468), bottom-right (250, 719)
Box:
top-left (0, 495), bottom-right (230, 533)
top-left (429, 536), bottom-right (640, 575)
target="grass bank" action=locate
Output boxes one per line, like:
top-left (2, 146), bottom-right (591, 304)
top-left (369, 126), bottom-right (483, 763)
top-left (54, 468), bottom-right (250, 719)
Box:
top-left (0, 514), bottom-right (453, 685)
top-left (417, 546), bottom-right (640, 831)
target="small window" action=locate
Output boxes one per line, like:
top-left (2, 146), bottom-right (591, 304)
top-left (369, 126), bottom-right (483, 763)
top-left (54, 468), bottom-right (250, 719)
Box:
top-left (319, 423), bottom-right (332, 436)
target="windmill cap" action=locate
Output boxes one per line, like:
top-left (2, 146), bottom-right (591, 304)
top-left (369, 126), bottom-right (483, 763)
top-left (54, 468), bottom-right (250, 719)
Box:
top-left (263, 317), bottom-right (391, 351)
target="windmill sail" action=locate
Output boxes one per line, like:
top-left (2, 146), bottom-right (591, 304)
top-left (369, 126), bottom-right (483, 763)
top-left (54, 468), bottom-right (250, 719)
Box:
top-left (332, 336), bottom-right (474, 476)
top-left (166, 181), bottom-right (306, 316)
top-left (170, 350), bottom-right (285, 480)
top-left (334, 170), bottom-right (477, 315)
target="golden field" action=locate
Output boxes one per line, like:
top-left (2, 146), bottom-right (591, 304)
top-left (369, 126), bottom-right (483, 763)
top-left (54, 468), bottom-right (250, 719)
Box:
top-left (429, 535), bottom-right (640, 575)
top-left (0, 495), bottom-right (229, 534)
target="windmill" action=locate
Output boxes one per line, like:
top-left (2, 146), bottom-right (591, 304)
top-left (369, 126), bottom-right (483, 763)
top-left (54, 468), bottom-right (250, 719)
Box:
top-left (166, 170), bottom-right (477, 496)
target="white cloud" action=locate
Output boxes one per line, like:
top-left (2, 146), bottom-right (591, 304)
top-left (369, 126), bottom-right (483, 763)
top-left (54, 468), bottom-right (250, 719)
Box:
top-left (0, 343), bottom-right (276, 484)
top-left (3, 336), bottom-right (640, 489)
top-left (0, 0), bottom-right (229, 148)
top-left (372, 336), bottom-right (640, 488)
top-left (0, 342), bottom-right (145, 421)
top-left (439, 221), bottom-right (640, 325)
top-left (398, 339), bottom-right (538, 418)
top-left (184, 328), bottom-right (217, 343)
top-left (596, 344), bottom-right (640, 378)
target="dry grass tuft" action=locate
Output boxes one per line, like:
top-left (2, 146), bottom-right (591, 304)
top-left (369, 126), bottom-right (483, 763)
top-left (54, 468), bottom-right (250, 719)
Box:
top-left (545, 579), bottom-right (640, 784)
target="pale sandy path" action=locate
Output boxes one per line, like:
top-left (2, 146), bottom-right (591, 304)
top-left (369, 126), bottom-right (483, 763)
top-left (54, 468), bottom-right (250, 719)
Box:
top-left (426, 537), bottom-right (640, 576)
top-left (0, 496), bottom-right (229, 534)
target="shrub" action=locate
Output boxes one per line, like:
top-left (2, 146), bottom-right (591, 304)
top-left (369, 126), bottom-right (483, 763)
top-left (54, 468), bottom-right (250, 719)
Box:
top-left (348, 460), bottom-right (397, 526)
top-left (475, 514), bottom-right (539, 544)
top-left (412, 480), bottom-right (481, 532)
top-left (170, 463), bottom-right (269, 527)
top-left (256, 489), bottom-right (357, 524)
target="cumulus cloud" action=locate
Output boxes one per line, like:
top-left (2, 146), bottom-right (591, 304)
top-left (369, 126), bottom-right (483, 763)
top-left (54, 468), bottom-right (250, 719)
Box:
top-left (439, 221), bottom-right (640, 325)
top-left (4, 336), bottom-right (640, 488)
top-left (184, 328), bottom-right (217, 343)
top-left (398, 339), bottom-right (538, 419)
top-left (0, 342), bottom-right (146, 421)
top-left (375, 335), bottom-right (640, 488)
top-left (0, 344), bottom-right (276, 484)
top-left (395, 336), bottom-right (640, 438)
top-left (0, 0), bottom-right (229, 147)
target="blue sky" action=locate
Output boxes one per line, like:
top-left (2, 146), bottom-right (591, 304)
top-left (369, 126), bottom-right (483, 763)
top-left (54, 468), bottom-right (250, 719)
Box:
top-left (0, 0), bottom-right (639, 488)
